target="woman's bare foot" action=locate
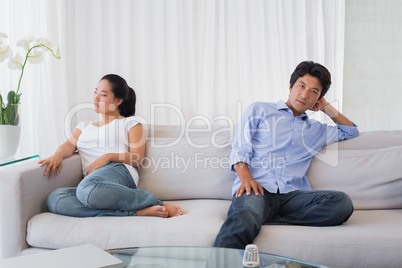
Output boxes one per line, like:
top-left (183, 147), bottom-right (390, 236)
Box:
top-left (164, 203), bottom-right (182, 217)
top-left (136, 205), bottom-right (168, 218)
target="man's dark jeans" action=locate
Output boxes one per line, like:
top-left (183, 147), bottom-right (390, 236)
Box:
top-left (213, 189), bottom-right (354, 249)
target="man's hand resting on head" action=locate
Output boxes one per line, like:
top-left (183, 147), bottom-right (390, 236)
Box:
top-left (309, 97), bottom-right (329, 112)
top-left (310, 97), bottom-right (355, 127)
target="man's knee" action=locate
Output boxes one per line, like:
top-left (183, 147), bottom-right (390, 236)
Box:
top-left (326, 191), bottom-right (354, 225)
top-left (337, 191), bottom-right (354, 222)
top-left (230, 192), bottom-right (268, 224)
top-left (233, 192), bottom-right (266, 212)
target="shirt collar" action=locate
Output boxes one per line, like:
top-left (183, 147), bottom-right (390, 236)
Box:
top-left (276, 100), bottom-right (308, 120)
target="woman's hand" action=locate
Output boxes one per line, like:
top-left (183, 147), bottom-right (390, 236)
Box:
top-left (85, 154), bottom-right (111, 176)
top-left (38, 129), bottom-right (81, 179)
top-left (38, 151), bottom-right (64, 179)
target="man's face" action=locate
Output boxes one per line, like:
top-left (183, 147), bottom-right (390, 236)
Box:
top-left (285, 74), bottom-right (322, 116)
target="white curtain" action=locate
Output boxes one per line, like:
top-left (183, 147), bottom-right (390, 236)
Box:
top-left (0, 0), bottom-right (69, 158)
top-left (0, 0), bottom-right (345, 158)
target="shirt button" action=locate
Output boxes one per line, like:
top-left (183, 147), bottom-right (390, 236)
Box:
top-left (291, 142), bottom-right (295, 145)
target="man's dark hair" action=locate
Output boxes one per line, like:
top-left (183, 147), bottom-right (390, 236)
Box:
top-left (289, 61), bottom-right (331, 99)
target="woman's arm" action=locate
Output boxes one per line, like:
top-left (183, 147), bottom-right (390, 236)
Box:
top-left (85, 124), bottom-right (146, 175)
top-left (38, 128), bottom-right (82, 179)
top-left (107, 123), bottom-right (146, 166)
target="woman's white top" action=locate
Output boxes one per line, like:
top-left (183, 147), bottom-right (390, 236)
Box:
top-left (76, 116), bottom-right (140, 186)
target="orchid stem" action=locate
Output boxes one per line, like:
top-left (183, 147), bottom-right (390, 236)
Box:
top-left (14, 44), bottom-right (59, 104)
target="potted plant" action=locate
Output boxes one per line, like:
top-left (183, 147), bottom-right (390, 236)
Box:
top-left (0, 33), bottom-right (60, 157)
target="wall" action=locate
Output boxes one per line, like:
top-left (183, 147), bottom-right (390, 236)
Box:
top-left (343, 0), bottom-right (402, 131)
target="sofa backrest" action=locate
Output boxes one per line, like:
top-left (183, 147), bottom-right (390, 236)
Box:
top-left (138, 125), bottom-right (236, 200)
top-left (138, 125), bottom-right (402, 210)
top-left (307, 130), bottom-right (402, 210)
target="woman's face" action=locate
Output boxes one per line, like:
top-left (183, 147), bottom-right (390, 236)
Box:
top-left (93, 79), bottom-right (123, 115)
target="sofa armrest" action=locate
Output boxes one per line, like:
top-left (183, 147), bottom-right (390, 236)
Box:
top-left (0, 154), bottom-right (83, 259)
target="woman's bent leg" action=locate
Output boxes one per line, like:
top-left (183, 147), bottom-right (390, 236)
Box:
top-left (47, 187), bottom-right (136, 217)
top-left (76, 163), bottom-right (163, 211)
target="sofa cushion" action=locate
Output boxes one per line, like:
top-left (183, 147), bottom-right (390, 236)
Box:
top-left (307, 130), bottom-right (402, 210)
top-left (139, 125), bottom-right (236, 200)
top-left (255, 209), bottom-right (402, 268)
top-left (26, 205), bottom-right (402, 268)
top-left (26, 199), bottom-right (231, 250)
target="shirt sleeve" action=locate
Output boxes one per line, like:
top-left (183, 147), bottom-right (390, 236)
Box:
top-left (230, 103), bottom-right (262, 171)
top-left (324, 122), bottom-right (359, 146)
top-left (75, 121), bottom-right (91, 131)
top-left (124, 117), bottom-right (141, 132)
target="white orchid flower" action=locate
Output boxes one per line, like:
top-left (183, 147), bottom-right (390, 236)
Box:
top-left (36, 38), bottom-right (52, 52)
top-left (0, 32), bottom-right (8, 44)
top-left (37, 37), bottom-right (52, 47)
top-left (51, 45), bottom-right (61, 59)
top-left (1, 33), bottom-right (61, 112)
top-left (8, 53), bottom-right (24, 70)
top-left (16, 36), bottom-right (35, 51)
top-left (28, 49), bottom-right (44, 64)
top-left (0, 45), bottom-right (12, 62)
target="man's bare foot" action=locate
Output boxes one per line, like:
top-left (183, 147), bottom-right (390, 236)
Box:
top-left (136, 205), bottom-right (168, 218)
top-left (164, 203), bottom-right (182, 217)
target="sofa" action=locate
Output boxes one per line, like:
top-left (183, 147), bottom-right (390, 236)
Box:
top-left (1, 124), bottom-right (402, 268)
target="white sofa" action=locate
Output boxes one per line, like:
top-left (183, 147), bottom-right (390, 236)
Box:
top-left (1, 125), bottom-right (402, 268)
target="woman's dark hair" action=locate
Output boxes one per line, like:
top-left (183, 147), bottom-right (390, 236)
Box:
top-left (289, 61), bottom-right (331, 99)
top-left (100, 74), bottom-right (136, 117)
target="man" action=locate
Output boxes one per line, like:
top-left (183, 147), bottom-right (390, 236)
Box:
top-left (214, 61), bottom-right (359, 249)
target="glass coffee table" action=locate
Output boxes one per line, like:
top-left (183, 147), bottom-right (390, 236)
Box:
top-left (108, 246), bottom-right (328, 268)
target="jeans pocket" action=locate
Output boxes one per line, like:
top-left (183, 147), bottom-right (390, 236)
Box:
top-left (111, 162), bottom-right (124, 167)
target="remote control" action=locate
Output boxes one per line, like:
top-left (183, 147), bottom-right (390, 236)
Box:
top-left (242, 244), bottom-right (260, 267)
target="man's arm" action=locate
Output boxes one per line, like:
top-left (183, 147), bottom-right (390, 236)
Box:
top-left (311, 97), bottom-right (355, 126)
top-left (233, 162), bottom-right (264, 198)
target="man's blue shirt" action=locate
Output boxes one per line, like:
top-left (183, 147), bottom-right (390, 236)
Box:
top-left (230, 100), bottom-right (359, 195)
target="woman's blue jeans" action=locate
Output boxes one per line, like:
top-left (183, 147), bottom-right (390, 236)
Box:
top-left (47, 163), bottom-right (163, 217)
top-left (213, 189), bottom-right (354, 249)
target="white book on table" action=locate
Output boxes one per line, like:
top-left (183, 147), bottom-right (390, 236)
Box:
top-left (0, 243), bottom-right (123, 268)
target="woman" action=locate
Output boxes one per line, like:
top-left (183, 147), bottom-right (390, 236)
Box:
top-left (39, 74), bottom-right (182, 218)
